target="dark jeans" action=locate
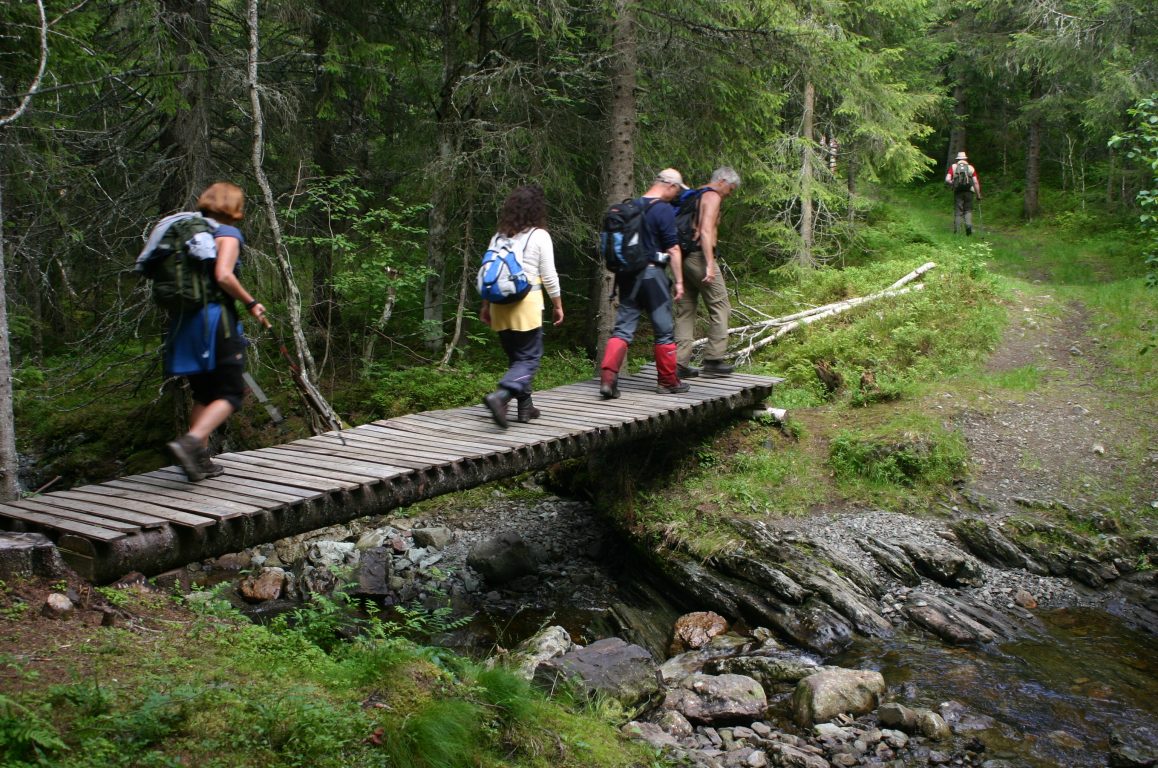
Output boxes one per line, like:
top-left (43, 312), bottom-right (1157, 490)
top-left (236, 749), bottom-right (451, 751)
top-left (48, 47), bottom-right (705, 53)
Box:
top-left (498, 327), bottom-right (543, 398)
top-left (610, 265), bottom-right (675, 345)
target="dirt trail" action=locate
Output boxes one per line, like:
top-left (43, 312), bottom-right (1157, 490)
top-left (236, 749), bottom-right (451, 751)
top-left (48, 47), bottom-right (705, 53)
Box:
top-left (955, 288), bottom-right (1157, 520)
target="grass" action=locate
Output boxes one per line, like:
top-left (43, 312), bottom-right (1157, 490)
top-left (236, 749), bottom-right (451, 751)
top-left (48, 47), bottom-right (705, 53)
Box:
top-left (0, 585), bottom-right (662, 768)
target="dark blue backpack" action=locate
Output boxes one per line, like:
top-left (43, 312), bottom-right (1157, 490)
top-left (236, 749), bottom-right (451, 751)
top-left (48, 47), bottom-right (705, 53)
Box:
top-left (674, 187), bottom-right (712, 255)
top-left (477, 229), bottom-right (535, 304)
top-left (600, 197), bottom-right (658, 273)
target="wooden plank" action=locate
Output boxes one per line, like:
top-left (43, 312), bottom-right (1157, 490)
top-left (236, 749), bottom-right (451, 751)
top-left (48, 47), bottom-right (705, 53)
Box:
top-left (345, 426), bottom-right (503, 457)
top-left (138, 470), bottom-right (306, 506)
top-left (0, 503), bottom-right (128, 542)
top-left (208, 457), bottom-right (361, 492)
top-left (333, 429), bottom-right (493, 460)
top-left (148, 468), bottom-right (321, 501)
top-left (384, 414), bottom-right (562, 448)
top-left (2, 498), bottom-right (142, 532)
top-left (277, 440), bottom-right (442, 471)
top-left (360, 422), bottom-right (535, 456)
top-left (251, 446), bottom-right (400, 478)
top-left (96, 480), bottom-right (255, 519)
top-left (51, 489), bottom-right (217, 529)
top-left (221, 451), bottom-right (385, 485)
top-left (15, 494), bottom-right (173, 530)
top-left (295, 433), bottom-right (469, 463)
top-left (112, 475), bottom-right (281, 513)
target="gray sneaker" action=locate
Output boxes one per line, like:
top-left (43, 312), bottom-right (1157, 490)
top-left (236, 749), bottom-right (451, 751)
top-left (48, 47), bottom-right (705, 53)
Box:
top-left (167, 433), bottom-right (206, 482)
top-left (677, 364), bottom-right (700, 379)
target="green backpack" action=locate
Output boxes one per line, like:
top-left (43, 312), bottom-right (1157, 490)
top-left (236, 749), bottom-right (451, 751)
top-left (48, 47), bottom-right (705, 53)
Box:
top-left (136, 213), bottom-right (225, 313)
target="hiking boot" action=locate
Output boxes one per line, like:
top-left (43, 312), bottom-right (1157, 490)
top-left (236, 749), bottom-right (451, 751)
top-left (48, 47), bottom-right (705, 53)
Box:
top-left (167, 433), bottom-right (207, 482)
top-left (599, 380), bottom-right (620, 400)
top-left (966, 225), bottom-right (973, 236)
top-left (196, 448), bottom-right (225, 479)
top-left (702, 359), bottom-right (734, 376)
top-left (516, 397), bottom-right (541, 423)
top-left (483, 389), bottom-right (513, 428)
top-left (677, 364), bottom-right (700, 379)
top-left (656, 381), bottom-right (691, 394)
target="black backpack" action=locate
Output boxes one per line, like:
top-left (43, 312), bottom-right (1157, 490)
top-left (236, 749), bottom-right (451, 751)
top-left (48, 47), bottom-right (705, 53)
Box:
top-left (952, 161), bottom-right (974, 192)
top-left (135, 213), bottom-right (226, 313)
top-left (674, 187), bottom-right (711, 255)
top-left (600, 197), bottom-right (657, 274)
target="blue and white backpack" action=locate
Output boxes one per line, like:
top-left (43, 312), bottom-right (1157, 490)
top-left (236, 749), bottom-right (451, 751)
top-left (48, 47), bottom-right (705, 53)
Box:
top-left (477, 228), bottom-right (536, 304)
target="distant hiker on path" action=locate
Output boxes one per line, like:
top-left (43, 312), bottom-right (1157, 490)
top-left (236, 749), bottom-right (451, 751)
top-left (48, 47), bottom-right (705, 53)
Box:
top-left (480, 185), bottom-right (564, 428)
top-left (599, 168), bottom-right (688, 399)
top-left (158, 182), bottom-right (266, 481)
top-left (674, 166), bottom-right (741, 379)
top-left (946, 151), bottom-right (982, 235)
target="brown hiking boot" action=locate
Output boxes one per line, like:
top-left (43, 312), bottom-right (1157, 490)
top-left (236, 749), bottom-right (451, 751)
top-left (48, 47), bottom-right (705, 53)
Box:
top-left (656, 381), bottom-right (691, 394)
top-left (167, 433), bottom-right (206, 482)
top-left (196, 448), bottom-right (225, 479)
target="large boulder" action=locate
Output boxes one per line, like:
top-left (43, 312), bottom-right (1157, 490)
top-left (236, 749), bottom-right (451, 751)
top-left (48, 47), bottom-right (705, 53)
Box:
top-left (353, 546), bottom-right (393, 596)
top-left (661, 673), bottom-right (768, 724)
top-left (467, 531), bottom-right (538, 586)
top-left (901, 541), bottom-right (985, 588)
top-left (669, 611), bottom-right (729, 655)
top-left (238, 567), bottom-right (287, 602)
top-left (490, 625), bottom-right (573, 680)
top-left (533, 637), bottom-right (661, 711)
top-left (792, 668), bottom-right (886, 726)
top-left (706, 654), bottom-right (822, 689)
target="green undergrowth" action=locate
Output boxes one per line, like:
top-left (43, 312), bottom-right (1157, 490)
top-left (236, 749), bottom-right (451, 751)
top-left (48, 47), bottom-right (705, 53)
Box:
top-left (618, 183), bottom-right (1152, 555)
top-left (0, 585), bottom-right (661, 768)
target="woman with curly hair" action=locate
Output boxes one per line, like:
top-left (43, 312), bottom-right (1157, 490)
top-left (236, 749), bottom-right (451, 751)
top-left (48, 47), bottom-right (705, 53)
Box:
top-left (480, 185), bottom-right (564, 428)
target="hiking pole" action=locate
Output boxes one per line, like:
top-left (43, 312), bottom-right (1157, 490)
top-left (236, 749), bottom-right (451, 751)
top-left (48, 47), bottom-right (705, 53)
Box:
top-left (258, 315), bottom-right (347, 445)
top-left (242, 370), bottom-right (285, 425)
top-left (975, 197), bottom-right (983, 238)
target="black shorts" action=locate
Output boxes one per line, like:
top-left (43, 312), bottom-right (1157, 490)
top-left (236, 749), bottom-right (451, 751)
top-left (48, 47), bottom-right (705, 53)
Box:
top-left (186, 365), bottom-right (246, 411)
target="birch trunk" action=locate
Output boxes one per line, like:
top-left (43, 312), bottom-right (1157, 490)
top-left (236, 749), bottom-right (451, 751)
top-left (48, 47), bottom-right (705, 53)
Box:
top-left (247, 0), bottom-right (342, 434)
top-left (796, 80), bottom-right (816, 268)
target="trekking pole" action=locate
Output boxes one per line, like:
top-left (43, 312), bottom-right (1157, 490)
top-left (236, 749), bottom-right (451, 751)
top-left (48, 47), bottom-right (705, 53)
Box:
top-left (975, 197), bottom-right (983, 238)
top-left (258, 315), bottom-right (347, 444)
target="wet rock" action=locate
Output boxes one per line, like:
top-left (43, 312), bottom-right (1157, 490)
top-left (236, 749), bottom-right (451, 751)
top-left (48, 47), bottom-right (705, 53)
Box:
top-left (621, 721), bottom-right (680, 750)
top-left (671, 611), bottom-right (730, 654)
top-left (711, 551), bottom-right (812, 604)
top-left (467, 531), bottom-right (538, 586)
top-left (792, 668), bottom-right (885, 726)
top-left (1013, 588), bottom-right (1037, 609)
top-left (901, 541), bottom-right (985, 588)
top-left (648, 709), bottom-right (694, 737)
top-left (1046, 730), bottom-right (1083, 749)
top-left (951, 519), bottom-right (1049, 575)
top-left (706, 654), bottom-right (822, 689)
top-left (660, 635), bottom-right (754, 685)
top-left (1109, 724), bottom-right (1157, 767)
top-left (879, 702), bottom-right (951, 740)
top-left (238, 567), bottom-right (286, 602)
top-left (767, 742), bottom-right (830, 768)
top-left (858, 536), bottom-right (921, 587)
top-left (662, 673), bottom-right (768, 724)
top-left (902, 591), bottom-right (997, 645)
top-left (534, 637), bottom-right (660, 712)
top-left (938, 700), bottom-right (997, 733)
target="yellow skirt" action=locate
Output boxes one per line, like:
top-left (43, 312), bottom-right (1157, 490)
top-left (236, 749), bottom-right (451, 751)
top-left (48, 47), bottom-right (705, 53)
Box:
top-left (490, 288), bottom-right (544, 332)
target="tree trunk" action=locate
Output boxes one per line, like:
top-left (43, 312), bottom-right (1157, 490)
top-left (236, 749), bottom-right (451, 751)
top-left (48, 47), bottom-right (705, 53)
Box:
top-left (591, 0), bottom-right (637, 362)
top-left (796, 80), bottom-right (816, 268)
top-left (948, 83), bottom-right (966, 168)
top-left (309, 15), bottom-right (340, 335)
top-left (156, 0), bottom-right (212, 212)
top-left (0, 169), bottom-right (21, 499)
top-left (247, 0), bottom-right (343, 434)
top-left (1023, 77), bottom-right (1042, 221)
top-left (423, 0), bottom-right (463, 357)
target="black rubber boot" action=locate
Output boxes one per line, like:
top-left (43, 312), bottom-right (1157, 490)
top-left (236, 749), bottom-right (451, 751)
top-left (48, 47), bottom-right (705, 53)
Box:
top-left (516, 396), bottom-right (541, 423)
top-left (483, 389), bottom-right (513, 428)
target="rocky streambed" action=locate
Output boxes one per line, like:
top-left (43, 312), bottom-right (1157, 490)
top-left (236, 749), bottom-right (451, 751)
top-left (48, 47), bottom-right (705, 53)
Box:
top-left (175, 481), bottom-right (1157, 768)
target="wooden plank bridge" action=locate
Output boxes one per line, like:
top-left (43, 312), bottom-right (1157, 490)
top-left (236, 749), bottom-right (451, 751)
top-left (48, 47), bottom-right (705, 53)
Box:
top-left (0, 368), bottom-right (780, 582)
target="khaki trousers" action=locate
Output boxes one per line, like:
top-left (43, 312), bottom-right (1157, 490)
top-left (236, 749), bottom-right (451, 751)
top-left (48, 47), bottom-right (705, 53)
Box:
top-left (675, 252), bottom-right (731, 365)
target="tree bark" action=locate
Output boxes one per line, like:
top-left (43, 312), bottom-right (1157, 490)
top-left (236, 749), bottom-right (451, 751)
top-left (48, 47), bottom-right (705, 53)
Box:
top-left (1023, 77), bottom-right (1042, 221)
top-left (0, 166), bottom-right (21, 499)
top-left (247, 0), bottom-right (343, 434)
top-left (156, 0), bottom-right (212, 212)
top-left (591, 0), bottom-right (637, 361)
top-left (796, 80), bottom-right (816, 268)
top-left (948, 83), bottom-right (967, 168)
top-left (308, 14), bottom-right (340, 334)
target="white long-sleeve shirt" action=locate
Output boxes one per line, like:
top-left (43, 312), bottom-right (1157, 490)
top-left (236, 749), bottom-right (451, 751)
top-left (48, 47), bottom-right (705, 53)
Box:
top-left (489, 227), bottom-right (560, 299)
